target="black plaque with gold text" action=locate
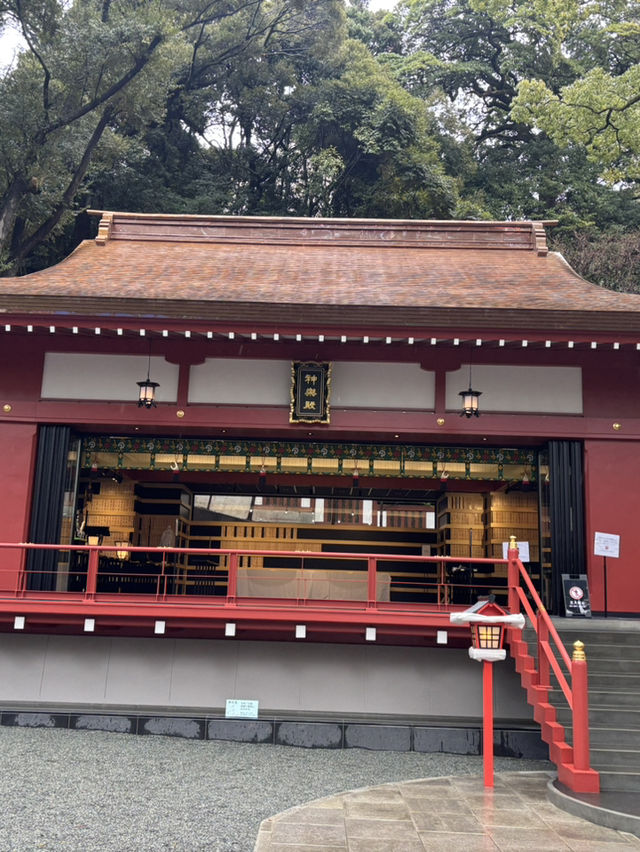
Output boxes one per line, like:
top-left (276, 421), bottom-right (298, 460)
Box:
top-left (290, 362), bottom-right (331, 423)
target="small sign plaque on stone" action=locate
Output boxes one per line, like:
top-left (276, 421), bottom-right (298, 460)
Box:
top-left (225, 699), bottom-right (259, 719)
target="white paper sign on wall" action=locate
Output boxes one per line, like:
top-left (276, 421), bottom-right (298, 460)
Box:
top-left (594, 532), bottom-right (620, 558)
top-left (502, 541), bottom-right (530, 562)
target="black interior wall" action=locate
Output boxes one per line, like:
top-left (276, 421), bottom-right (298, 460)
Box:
top-left (548, 440), bottom-right (586, 614)
top-left (26, 425), bottom-right (71, 590)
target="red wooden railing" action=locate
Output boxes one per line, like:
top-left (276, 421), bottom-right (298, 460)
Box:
top-left (0, 538), bottom-right (599, 792)
top-left (0, 541), bottom-right (510, 610)
top-left (507, 540), bottom-right (599, 793)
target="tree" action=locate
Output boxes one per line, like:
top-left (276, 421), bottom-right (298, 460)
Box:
top-left (512, 68), bottom-right (640, 184)
top-left (90, 20), bottom-right (456, 221)
top-left (0, 0), bottom-right (319, 272)
top-left (509, 2), bottom-right (640, 183)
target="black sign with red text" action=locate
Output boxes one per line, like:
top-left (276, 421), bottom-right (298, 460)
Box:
top-left (561, 574), bottom-right (592, 618)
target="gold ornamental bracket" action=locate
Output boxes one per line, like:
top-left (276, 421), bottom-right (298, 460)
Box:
top-left (290, 361), bottom-right (331, 424)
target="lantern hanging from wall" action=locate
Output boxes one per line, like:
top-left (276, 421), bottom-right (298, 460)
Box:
top-left (137, 352), bottom-right (159, 408)
top-left (459, 362), bottom-right (481, 417)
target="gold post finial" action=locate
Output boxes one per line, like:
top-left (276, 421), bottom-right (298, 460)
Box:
top-left (572, 640), bottom-right (586, 662)
top-left (509, 535), bottom-right (517, 550)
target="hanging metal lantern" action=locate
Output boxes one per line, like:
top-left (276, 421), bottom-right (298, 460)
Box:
top-left (137, 377), bottom-right (159, 408)
top-left (459, 386), bottom-right (481, 417)
top-left (137, 349), bottom-right (159, 408)
top-left (459, 358), bottom-right (481, 417)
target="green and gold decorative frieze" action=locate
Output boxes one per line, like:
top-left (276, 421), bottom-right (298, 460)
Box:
top-left (81, 436), bottom-right (537, 483)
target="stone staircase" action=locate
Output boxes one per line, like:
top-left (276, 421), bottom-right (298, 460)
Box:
top-left (524, 620), bottom-right (640, 793)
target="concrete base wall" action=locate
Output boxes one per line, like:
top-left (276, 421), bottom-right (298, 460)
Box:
top-left (0, 634), bottom-right (533, 722)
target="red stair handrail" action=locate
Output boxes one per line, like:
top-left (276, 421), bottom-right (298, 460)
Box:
top-left (507, 541), bottom-right (597, 785)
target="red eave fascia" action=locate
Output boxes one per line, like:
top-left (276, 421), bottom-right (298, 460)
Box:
top-left (0, 594), bottom-right (470, 645)
top-left (2, 312), bottom-right (640, 348)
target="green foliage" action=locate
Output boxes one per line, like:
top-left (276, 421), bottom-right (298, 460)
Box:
top-left (506, 0), bottom-right (640, 182)
top-left (513, 70), bottom-right (640, 182)
top-left (1, 0), bottom-right (639, 296)
top-left (91, 24), bottom-right (457, 222)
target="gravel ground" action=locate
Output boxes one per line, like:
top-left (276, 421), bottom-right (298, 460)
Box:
top-left (0, 726), bottom-right (552, 852)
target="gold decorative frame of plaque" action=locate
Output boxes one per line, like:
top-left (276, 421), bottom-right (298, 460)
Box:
top-left (290, 361), bottom-right (331, 424)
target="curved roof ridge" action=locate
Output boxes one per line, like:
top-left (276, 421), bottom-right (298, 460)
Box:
top-left (88, 210), bottom-right (551, 253)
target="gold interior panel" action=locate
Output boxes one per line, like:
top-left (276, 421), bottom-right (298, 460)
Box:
top-left (185, 454), bottom-right (217, 469)
top-left (218, 455), bottom-right (247, 471)
top-left (249, 456), bottom-right (278, 471)
top-left (280, 457), bottom-right (309, 472)
top-left (373, 459), bottom-right (402, 475)
top-left (311, 458), bottom-right (340, 473)
top-left (404, 461), bottom-right (433, 476)
top-left (92, 452), bottom-right (120, 468)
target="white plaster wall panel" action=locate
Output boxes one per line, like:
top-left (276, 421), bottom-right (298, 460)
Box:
top-left (189, 359), bottom-right (435, 408)
top-left (287, 643), bottom-right (367, 713)
top-left (41, 353), bottom-right (179, 402)
top-left (101, 638), bottom-right (175, 705)
top-left (168, 639), bottom-right (239, 706)
top-left (445, 365), bottom-right (583, 413)
top-left (0, 635), bottom-right (47, 701)
top-left (188, 358), bottom-right (290, 404)
top-left (331, 362), bottom-right (435, 409)
top-left (232, 641), bottom-right (305, 708)
top-left (0, 635), bottom-right (532, 720)
top-left (360, 645), bottom-right (477, 715)
top-left (38, 635), bottom-right (111, 703)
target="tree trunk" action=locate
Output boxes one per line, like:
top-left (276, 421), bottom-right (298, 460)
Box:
top-left (0, 177), bottom-right (29, 263)
top-left (11, 109), bottom-right (113, 267)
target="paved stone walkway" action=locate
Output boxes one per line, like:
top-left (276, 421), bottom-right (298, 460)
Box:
top-left (254, 771), bottom-right (640, 851)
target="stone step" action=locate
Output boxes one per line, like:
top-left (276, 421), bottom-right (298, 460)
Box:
top-left (555, 630), bottom-right (640, 648)
top-left (529, 647), bottom-right (640, 679)
top-left (519, 623), bottom-right (640, 794)
top-left (557, 707), bottom-right (640, 729)
top-left (583, 657), bottom-right (640, 674)
top-left (563, 726), bottom-right (640, 748)
top-left (584, 673), bottom-right (640, 691)
top-left (565, 726), bottom-right (640, 750)
top-left (570, 645), bottom-right (640, 661)
top-left (590, 747), bottom-right (640, 769)
top-left (550, 689), bottom-right (640, 709)
top-left (597, 770), bottom-right (640, 793)
top-left (524, 627), bottom-right (640, 651)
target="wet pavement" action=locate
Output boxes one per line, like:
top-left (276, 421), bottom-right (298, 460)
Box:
top-left (254, 771), bottom-right (640, 851)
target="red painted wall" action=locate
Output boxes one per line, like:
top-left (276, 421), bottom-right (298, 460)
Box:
top-left (0, 423), bottom-right (37, 591)
top-left (584, 439), bottom-right (640, 614)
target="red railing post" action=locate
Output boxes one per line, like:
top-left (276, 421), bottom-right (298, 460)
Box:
top-left (158, 551), bottom-right (167, 599)
top-left (483, 660), bottom-right (495, 787)
top-left (537, 612), bottom-right (550, 688)
top-left (571, 640), bottom-right (591, 771)
top-left (367, 556), bottom-right (377, 608)
top-left (85, 548), bottom-right (99, 599)
top-left (227, 551), bottom-right (238, 602)
top-left (507, 535), bottom-right (520, 614)
top-left (15, 544), bottom-right (28, 596)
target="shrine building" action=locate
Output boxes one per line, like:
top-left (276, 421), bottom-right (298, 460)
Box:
top-left (0, 211), bottom-right (638, 755)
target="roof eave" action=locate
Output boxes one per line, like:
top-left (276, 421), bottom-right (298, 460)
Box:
top-left (2, 297), bottom-right (640, 336)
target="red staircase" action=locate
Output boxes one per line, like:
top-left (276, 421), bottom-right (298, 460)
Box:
top-left (507, 541), bottom-right (599, 793)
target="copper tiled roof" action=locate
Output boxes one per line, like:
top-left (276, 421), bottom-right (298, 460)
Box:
top-left (2, 212), bottom-right (640, 332)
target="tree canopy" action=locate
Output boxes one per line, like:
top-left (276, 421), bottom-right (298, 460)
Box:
top-left (0, 0), bottom-right (638, 290)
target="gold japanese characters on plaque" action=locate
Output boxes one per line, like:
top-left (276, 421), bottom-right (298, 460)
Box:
top-left (290, 362), bottom-right (331, 424)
